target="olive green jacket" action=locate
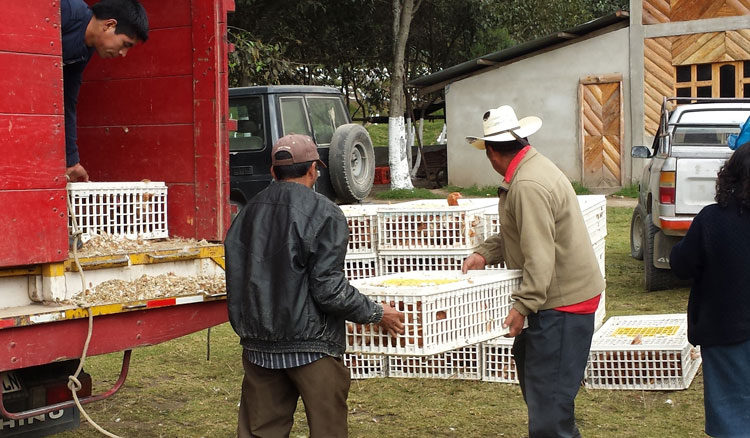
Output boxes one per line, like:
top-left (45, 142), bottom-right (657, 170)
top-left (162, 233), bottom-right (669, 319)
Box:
top-left (475, 148), bottom-right (605, 316)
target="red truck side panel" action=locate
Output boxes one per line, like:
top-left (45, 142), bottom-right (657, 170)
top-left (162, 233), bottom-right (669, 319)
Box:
top-left (77, 0), bottom-right (231, 241)
top-left (0, 3), bottom-right (67, 267)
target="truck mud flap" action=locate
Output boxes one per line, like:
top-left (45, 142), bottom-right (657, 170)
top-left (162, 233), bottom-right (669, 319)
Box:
top-left (653, 231), bottom-right (682, 269)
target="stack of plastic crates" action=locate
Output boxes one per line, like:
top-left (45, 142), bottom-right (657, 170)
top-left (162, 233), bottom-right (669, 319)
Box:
top-left (376, 199), bottom-right (497, 274)
top-left (481, 337), bottom-right (518, 384)
top-left (343, 353), bottom-right (387, 379)
top-left (346, 269), bottom-right (522, 356)
top-left (67, 181), bottom-right (168, 240)
top-left (341, 204), bottom-right (380, 281)
top-left (388, 344), bottom-right (482, 380)
top-left (584, 314), bottom-right (702, 390)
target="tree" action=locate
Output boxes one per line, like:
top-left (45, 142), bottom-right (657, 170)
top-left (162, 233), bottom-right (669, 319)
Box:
top-left (388, 0), bottom-right (422, 189)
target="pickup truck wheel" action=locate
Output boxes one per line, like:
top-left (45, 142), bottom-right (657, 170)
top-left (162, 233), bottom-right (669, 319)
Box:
top-left (329, 124), bottom-right (375, 203)
top-left (643, 213), bottom-right (678, 291)
top-left (630, 205), bottom-right (645, 260)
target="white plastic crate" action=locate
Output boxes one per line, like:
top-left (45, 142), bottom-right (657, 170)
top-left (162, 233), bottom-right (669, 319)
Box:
top-left (344, 253), bottom-right (379, 281)
top-left (585, 314), bottom-right (702, 390)
top-left (346, 269), bottom-right (522, 356)
top-left (378, 250), bottom-right (502, 275)
top-left (340, 204), bottom-right (379, 254)
top-left (376, 200), bottom-right (487, 250)
top-left (482, 337), bottom-right (518, 384)
top-left (593, 238), bottom-right (605, 278)
top-left (388, 344), bottom-right (481, 380)
top-left (67, 181), bottom-right (168, 240)
top-left (579, 195), bottom-right (607, 243)
top-left (595, 290), bottom-right (606, 330)
top-left (343, 353), bottom-right (386, 379)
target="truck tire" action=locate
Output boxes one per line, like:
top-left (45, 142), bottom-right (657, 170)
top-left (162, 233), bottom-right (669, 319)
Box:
top-left (329, 124), bottom-right (375, 203)
top-left (630, 205), bottom-right (645, 260)
top-left (643, 214), bottom-right (678, 291)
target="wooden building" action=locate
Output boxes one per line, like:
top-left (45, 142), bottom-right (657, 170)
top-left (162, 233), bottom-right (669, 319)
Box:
top-left (409, 1), bottom-right (750, 190)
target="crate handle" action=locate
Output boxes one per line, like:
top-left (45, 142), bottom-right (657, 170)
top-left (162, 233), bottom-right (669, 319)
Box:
top-left (73, 255), bottom-right (130, 271)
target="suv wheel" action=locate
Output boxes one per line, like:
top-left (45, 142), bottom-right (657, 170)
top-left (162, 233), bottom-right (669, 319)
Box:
top-left (329, 124), bottom-right (375, 203)
top-left (643, 213), bottom-right (679, 291)
top-left (630, 205), bottom-right (645, 260)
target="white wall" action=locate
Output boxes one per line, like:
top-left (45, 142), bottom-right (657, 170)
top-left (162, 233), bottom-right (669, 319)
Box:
top-left (446, 27), bottom-right (631, 188)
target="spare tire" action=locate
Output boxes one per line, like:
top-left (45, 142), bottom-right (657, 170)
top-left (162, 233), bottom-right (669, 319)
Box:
top-left (329, 124), bottom-right (375, 203)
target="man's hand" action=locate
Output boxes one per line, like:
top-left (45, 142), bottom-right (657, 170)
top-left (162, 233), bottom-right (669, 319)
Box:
top-left (461, 252), bottom-right (486, 274)
top-left (66, 163), bottom-right (89, 182)
top-left (378, 302), bottom-right (405, 338)
top-left (502, 307), bottom-right (525, 337)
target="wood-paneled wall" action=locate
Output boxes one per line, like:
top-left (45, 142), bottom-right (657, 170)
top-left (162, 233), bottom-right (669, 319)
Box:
top-left (643, 0), bottom-right (750, 24)
top-left (644, 37), bottom-right (675, 135)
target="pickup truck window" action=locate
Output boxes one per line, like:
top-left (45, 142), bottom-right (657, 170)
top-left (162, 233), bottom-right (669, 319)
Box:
top-left (229, 96), bottom-right (265, 151)
top-left (280, 97), bottom-right (313, 137)
top-left (307, 96), bottom-right (348, 146)
top-left (672, 126), bottom-right (739, 146)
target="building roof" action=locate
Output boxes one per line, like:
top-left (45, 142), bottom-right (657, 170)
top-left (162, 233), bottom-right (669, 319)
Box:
top-left (408, 10), bottom-right (630, 91)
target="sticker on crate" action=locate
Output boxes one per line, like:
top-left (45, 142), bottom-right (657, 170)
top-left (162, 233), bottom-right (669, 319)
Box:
top-left (67, 181), bottom-right (168, 240)
top-left (344, 253), bottom-right (379, 281)
top-left (340, 204), bottom-right (379, 254)
top-left (388, 344), bottom-right (481, 380)
top-left (343, 353), bottom-right (386, 379)
top-left (376, 200), bottom-right (488, 250)
top-left (346, 269), bottom-right (522, 356)
top-left (585, 314), bottom-right (702, 391)
top-left (482, 337), bottom-right (518, 384)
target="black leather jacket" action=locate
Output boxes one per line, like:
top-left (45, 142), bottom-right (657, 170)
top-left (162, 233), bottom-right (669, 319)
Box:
top-left (225, 181), bottom-right (383, 357)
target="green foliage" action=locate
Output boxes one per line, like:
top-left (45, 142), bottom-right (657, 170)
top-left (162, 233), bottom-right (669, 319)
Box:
top-left (571, 181), bottom-right (592, 195)
top-left (366, 121), bottom-right (446, 147)
top-left (374, 188), bottom-right (443, 200)
top-left (613, 183), bottom-right (639, 198)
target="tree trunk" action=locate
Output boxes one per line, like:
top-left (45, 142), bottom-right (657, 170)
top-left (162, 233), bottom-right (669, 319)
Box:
top-left (388, 0), bottom-right (419, 190)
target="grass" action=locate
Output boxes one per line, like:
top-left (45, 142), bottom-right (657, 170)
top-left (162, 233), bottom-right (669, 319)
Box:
top-left (366, 120), bottom-right (445, 147)
top-left (571, 181), bottom-right (592, 195)
top-left (613, 183), bottom-right (640, 198)
top-left (59, 206), bottom-right (701, 438)
top-left (374, 188), bottom-right (443, 200)
top-left (441, 185), bottom-right (498, 197)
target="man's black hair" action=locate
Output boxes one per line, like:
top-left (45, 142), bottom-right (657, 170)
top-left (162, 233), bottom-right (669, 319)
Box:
top-left (272, 151), bottom-right (314, 180)
top-left (92, 0), bottom-right (149, 42)
top-left (485, 137), bottom-right (529, 155)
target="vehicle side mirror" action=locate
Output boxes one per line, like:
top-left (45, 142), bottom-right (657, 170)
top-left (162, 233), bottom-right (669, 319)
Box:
top-left (631, 146), bottom-right (651, 158)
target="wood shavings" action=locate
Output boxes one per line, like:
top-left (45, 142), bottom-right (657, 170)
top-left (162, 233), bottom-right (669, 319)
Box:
top-left (76, 233), bottom-right (215, 258)
top-left (68, 273), bottom-right (226, 306)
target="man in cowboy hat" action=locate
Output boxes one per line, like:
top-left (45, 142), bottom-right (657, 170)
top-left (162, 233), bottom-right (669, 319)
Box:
top-left (462, 106), bottom-right (604, 437)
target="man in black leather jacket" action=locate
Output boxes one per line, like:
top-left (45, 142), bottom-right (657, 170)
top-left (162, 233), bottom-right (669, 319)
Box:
top-left (225, 134), bottom-right (404, 438)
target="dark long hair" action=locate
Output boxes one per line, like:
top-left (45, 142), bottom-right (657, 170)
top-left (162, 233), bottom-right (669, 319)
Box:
top-left (715, 142), bottom-right (750, 210)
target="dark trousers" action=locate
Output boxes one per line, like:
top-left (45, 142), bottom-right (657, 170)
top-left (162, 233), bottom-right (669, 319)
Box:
top-left (512, 310), bottom-right (594, 438)
top-left (237, 354), bottom-right (351, 438)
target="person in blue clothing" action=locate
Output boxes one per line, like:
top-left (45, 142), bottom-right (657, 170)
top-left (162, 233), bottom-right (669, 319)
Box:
top-left (670, 139), bottom-right (750, 437)
top-left (62, 0), bottom-right (149, 182)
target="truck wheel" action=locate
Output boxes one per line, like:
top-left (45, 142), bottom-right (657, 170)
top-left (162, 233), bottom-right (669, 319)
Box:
top-left (643, 213), bottom-right (678, 291)
top-left (329, 124), bottom-right (375, 203)
top-left (630, 205), bottom-right (645, 260)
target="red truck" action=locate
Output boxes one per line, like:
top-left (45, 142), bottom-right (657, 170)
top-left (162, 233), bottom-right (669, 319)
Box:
top-left (0, 1), bottom-right (234, 435)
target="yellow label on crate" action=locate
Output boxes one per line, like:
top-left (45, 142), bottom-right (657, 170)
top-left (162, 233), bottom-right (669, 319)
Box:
top-left (612, 326), bottom-right (680, 337)
top-left (377, 279), bottom-right (460, 287)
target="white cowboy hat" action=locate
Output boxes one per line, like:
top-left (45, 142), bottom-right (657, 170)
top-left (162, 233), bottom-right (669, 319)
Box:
top-left (466, 105), bottom-right (542, 150)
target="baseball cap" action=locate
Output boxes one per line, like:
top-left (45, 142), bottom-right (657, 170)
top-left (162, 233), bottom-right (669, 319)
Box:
top-left (271, 134), bottom-right (326, 167)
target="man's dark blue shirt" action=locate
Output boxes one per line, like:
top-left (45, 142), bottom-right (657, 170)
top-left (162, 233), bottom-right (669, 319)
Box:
top-left (62, 0), bottom-right (95, 167)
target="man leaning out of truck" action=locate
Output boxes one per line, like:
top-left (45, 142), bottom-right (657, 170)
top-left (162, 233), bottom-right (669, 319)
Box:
top-left (62, 0), bottom-right (149, 183)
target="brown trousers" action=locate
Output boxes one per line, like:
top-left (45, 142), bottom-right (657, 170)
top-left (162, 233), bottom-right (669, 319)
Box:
top-left (237, 354), bottom-right (351, 438)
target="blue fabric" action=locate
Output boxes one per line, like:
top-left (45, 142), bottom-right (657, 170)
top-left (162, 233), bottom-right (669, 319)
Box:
top-left (670, 202), bottom-right (750, 347)
top-left (245, 349), bottom-right (325, 369)
top-left (728, 116), bottom-right (750, 150)
top-left (512, 310), bottom-right (594, 438)
top-left (702, 339), bottom-right (750, 437)
top-left (61, 0), bottom-right (95, 167)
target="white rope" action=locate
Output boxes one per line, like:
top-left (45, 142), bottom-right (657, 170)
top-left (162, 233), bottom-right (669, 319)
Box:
top-left (66, 194), bottom-right (123, 438)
